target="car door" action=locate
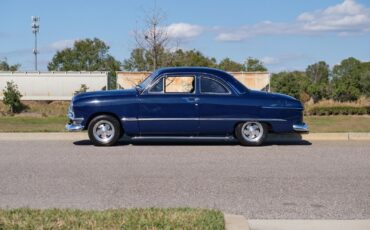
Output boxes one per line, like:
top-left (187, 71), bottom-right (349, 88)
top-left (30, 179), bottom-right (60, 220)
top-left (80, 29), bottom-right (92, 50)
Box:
top-left (198, 74), bottom-right (257, 135)
top-left (138, 74), bottom-right (199, 135)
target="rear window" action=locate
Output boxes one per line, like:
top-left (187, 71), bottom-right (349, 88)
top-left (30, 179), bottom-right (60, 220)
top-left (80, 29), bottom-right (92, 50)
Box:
top-left (200, 77), bottom-right (229, 94)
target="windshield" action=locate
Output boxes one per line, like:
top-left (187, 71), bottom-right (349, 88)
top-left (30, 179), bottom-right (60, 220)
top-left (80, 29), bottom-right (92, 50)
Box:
top-left (137, 71), bottom-right (157, 90)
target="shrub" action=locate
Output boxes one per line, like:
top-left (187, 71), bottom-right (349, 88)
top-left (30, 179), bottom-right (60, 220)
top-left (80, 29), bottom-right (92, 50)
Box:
top-left (307, 105), bottom-right (369, 116)
top-left (74, 84), bottom-right (89, 95)
top-left (2, 81), bottom-right (23, 113)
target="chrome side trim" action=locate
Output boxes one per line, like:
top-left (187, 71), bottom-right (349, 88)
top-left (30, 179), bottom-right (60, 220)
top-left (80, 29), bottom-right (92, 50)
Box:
top-left (121, 117), bottom-right (140, 121)
top-left (262, 106), bottom-right (303, 110)
top-left (121, 117), bottom-right (286, 122)
top-left (293, 123), bottom-right (309, 132)
top-left (131, 136), bottom-right (236, 141)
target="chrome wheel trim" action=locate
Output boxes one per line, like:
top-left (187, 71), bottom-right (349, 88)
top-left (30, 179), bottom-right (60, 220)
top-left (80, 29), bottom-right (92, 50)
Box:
top-left (241, 122), bottom-right (263, 142)
top-left (92, 120), bottom-right (115, 143)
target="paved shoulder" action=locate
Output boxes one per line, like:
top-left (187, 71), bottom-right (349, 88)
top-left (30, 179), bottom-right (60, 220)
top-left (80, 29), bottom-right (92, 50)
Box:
top-left (248, 219), bottom-right (370, 230)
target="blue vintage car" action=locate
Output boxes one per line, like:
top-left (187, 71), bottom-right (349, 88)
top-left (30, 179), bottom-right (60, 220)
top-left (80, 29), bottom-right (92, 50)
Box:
top-left (66, 67), bottom-right (308, 146)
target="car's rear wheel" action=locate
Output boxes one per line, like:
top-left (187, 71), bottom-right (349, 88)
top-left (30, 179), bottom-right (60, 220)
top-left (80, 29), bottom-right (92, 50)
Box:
top-left (88, 115), bottom-right (122, 146)
top-left (235, 121), bottom-right (268, 146)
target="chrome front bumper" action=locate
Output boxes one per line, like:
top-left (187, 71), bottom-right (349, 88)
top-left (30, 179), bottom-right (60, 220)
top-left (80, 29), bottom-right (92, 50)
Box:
top-left (66, 106), bottom-right (84, 132)
top-left (293, 123), bottom-right (309, 133)
top-left (65, 123), bottom-right (84, 131)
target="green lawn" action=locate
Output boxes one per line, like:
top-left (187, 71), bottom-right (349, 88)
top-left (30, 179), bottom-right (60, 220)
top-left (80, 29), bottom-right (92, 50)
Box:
top-left (0, 115), bottom-right (370, 133)
top-left (0, 208), bottom-right (224, 230)
top-left (305, 115), bottom-right (370, 132)
top-left (0, 116), bottom-right (67, 132)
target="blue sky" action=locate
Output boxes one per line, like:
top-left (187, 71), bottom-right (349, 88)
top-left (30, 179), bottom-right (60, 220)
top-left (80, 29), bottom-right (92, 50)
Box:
top-left (1, 0), bottom-right (369, 72)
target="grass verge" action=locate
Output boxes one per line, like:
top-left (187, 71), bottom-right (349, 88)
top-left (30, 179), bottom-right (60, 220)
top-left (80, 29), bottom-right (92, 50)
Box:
top-left (0, 115), bottom-right (370, 133)
top-left (0, 116), bottom-right (67, 132)
top-left (0, 208), bottom-right (225, 230)
top-left (305, 115), bottom-right (370, 132)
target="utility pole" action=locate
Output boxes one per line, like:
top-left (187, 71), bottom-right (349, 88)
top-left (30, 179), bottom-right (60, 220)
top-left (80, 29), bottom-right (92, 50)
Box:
top-left (31, 16), bottom-right (40, 71)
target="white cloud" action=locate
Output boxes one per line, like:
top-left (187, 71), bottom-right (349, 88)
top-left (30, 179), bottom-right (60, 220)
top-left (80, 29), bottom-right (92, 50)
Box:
top-left (49, 39), bottom-right (75, 50)
top-left (261, 56), bottom-right (280, 65)
top-left (166, 23), bottom-right (203, 39)
top-left (259, 53), bottom-right (309, 70)
top-left (216, 0), bottom-right (370, 42)
top-left (299, 0), bottom-right (370, 32)
top-left (215, 21), bottom-right (298, 42)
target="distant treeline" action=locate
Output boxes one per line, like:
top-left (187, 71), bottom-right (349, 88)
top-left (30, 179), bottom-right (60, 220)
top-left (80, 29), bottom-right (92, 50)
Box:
top-left (1, 38), bottom-right (369, 102)
top-left (271, 58), bottom-right (370, 102)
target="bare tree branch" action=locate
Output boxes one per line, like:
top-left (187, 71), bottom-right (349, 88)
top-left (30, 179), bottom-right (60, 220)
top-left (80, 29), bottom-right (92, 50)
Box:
top-left (134, 6), bottom-right (170, 70)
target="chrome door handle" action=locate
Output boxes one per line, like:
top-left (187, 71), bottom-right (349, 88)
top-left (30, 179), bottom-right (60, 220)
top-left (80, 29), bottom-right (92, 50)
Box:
top-left (184, 97), bottom-right (200, 102)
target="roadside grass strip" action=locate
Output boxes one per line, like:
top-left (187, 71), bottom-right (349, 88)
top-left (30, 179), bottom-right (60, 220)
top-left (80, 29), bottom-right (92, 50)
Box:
top-left (0, 208), bottom-right (225, 230)
top-left (0, 116), bottom-right (67, 132)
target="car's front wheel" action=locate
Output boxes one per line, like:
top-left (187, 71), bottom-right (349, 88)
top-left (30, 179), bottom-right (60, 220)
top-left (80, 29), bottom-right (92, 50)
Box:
top-left (235, 121), bottom-right (268, 146)
top-left (88, 115), bottom-right (122, 146)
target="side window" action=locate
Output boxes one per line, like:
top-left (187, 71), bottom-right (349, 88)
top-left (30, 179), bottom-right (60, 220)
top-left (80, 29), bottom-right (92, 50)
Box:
top-left (164, 76), bottom-right (195, 93)
top-left (200, 77), bottom-right (230, 94)
top-left (149, 77), bottom-right (164, 93)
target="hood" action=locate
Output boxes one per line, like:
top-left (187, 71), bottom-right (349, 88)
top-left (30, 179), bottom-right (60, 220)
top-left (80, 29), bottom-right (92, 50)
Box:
top-left (73, 89), bottom-right (137, 102)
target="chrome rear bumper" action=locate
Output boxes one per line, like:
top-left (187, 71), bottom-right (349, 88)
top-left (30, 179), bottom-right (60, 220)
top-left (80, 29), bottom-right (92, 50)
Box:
top-left (293, 123), bottom-right (309, 133)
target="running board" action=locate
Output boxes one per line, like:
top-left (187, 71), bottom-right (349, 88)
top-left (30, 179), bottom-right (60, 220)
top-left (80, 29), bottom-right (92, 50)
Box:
top-left (130, 136), bottom-right (236, 141)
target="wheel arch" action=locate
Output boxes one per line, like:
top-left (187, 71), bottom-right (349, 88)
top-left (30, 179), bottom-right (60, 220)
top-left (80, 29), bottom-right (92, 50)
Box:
top-left (84, 112), bottom-right (123, 131)
top-left (233, 120), bottom-right (273, 135)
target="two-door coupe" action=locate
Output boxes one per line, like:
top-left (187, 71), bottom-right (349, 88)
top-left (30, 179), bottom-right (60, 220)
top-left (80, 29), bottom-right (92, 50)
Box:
top-left (66, 67), bottom-right (308, 146)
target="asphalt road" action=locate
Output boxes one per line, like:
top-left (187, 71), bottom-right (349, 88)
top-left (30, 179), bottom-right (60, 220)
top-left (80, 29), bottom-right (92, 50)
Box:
top-left (0, 139), bottom-right (369, 219)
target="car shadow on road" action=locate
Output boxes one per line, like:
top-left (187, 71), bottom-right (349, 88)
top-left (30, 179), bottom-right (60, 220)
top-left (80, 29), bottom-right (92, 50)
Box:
top-left (73, 136), bottom-right (312, 147)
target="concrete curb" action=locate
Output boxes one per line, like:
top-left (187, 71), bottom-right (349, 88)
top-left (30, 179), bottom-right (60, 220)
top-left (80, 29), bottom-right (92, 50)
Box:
top-left (247, 219), bottom-right (370, 230)
top-left (0, 132), bottom-right (369, 141)
top-left (268, 132), bottom-right (370, 141)
top-left (224, 214), bottom-right (250, 230)
top-left (349, 132), bottom-right (370, 141)
top-left (223, 215), bottom-right (370, 230)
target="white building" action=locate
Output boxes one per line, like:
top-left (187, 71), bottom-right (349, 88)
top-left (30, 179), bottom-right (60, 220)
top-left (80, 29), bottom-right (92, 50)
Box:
top-left (0, 71), bottom-right (108, 100)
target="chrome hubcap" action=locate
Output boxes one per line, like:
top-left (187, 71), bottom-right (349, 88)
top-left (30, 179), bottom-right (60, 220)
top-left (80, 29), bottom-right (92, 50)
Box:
top-left (93, 120), bottom-right (115, 143)
top-left (241, 122), bottom-right (263, 142)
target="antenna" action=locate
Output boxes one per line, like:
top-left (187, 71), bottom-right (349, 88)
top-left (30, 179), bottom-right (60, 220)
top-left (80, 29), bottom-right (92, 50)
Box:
top-left (31, 16), bottom-right (40, 71)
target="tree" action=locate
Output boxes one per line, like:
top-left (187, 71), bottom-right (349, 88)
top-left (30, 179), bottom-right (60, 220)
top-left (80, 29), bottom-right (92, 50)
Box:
top-left (123, 48), bottom-right (152, 71)
top-left (306, 61), bottom-right (329, 84)
top-left (172, 49), bottom-right (217, 67)
top-left (245, 57), bottom-right (267, 72)
top-left (331, 57), bottom-right (363, 101)
top-left (306, 61), bottom-right (330, 102)
top-left (359, 62), bottom-right (370, 97)
top-left (123, 48), bottom-right (218, 71)
top-left (271, 71), bottom-right (310, 102)
top-left (48, 38), bottom-right (120, 72)
top-left (0, 60), bottom-right (20, 71)
top-left (2, 81), bottom-right (23, 113)
top-left (48, 38), bottom-right (121, 89)
top-left (133, 7), bottom-right (170, 70)
top-left (218, 58), bottom-right (245, 71)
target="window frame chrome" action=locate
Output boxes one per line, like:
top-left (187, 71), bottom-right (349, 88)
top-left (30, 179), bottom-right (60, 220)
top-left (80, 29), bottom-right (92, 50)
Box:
top-left (199, 75), bottom-right (232, 95)
top-left (146, 74), bottom-right (197, 95)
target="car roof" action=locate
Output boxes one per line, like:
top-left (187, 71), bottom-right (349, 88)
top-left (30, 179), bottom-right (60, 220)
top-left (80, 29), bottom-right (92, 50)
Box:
top-left (156, 67), bottom-right (229, 76)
